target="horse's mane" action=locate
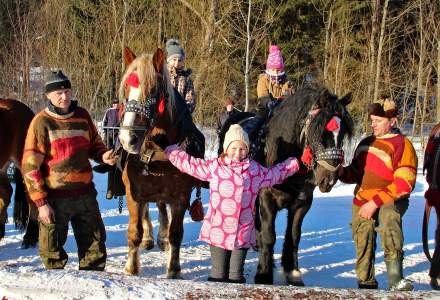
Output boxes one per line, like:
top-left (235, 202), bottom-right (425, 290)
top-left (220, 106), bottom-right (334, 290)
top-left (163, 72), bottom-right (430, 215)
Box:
top-left (118, 53), bottom-right (176, 121)
top-left (265, 86), bottom-right (354, 166)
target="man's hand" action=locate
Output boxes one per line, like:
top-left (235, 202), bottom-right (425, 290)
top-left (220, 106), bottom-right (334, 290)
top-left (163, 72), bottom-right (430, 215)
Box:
top-left (38, 204), bottom-right (55, 224)
top-left (358, 201), bottom-right (378, 220)
top-left (102, 149), bottom-right (118, 165)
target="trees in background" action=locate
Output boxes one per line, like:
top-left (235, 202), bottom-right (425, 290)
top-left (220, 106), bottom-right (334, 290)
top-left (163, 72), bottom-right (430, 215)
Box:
top-left (0, 0), bottom-right (439, 134)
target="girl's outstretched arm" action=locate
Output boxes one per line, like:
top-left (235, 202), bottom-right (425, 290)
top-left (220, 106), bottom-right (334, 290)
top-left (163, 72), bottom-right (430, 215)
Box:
top-left (165, 144), bottom-right (213, 181)
top-left (260, 157), bottom-right (300, 188)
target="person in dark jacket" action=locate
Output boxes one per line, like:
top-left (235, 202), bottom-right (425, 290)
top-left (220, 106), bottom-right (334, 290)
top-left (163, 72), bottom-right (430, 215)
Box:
top-left (102, 99), bottom-right (120, 149)
top-left (216, 97), bottom-right (239, 134)
top-left (424, 122), bottom-right (440, 290)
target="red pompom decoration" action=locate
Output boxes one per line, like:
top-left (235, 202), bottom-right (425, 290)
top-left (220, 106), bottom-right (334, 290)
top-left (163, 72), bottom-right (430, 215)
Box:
top-left (126, 72), bottom-right (140, 88)
top-left (325, 117), bottom-right (340, 132)
top-left (301, 146), bottom-right (313, 166)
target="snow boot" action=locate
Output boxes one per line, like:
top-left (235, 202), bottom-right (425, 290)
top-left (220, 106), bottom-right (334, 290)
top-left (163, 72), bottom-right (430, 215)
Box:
top-left (386, 256), bottom-right (413, 291)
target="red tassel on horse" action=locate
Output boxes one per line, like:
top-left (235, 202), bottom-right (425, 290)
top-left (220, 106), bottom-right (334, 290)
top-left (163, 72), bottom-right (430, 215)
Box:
top-left (158, 94), bottom-right (165, 114)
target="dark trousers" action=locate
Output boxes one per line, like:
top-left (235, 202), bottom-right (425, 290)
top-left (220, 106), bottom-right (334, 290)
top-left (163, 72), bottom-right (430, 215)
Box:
top-left (430, 204), bottom-right (440, 278)
top-left (209, 245), bottom-right (248, 283)
top-left (39, 190), bottom-right (107, 270)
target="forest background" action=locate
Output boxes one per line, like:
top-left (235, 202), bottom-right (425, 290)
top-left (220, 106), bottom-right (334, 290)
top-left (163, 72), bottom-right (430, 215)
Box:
top-left (0, 0), bottom-right (439, 136)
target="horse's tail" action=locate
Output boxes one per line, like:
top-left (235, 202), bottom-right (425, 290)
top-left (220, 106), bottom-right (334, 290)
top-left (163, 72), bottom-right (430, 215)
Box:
top-left (13, 169), bottom-right (29, 231)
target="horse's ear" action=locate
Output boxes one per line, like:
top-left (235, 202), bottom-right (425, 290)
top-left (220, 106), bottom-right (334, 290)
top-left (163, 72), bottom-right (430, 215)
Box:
top-left (124, 47), bottom-right (136, 66)
top-left (339, 92), bottom-right (352, 106)
top-left (152, 48), bottom-right (165, 73)
top-left (317, 88), bottom-right (331, 108)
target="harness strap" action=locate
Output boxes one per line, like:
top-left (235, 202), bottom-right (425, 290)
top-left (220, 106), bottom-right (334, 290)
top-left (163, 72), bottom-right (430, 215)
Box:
top-left (316, 160), bottom-right (341, 172)
top-left (422, 201), bottom-right (433, 262)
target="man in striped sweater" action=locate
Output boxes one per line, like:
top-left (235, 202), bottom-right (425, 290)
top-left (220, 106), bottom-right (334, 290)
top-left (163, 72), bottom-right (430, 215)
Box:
top-left (22, 70), bottom-right (117, 270)
top-left (339, 97), bottom-right (417, 291)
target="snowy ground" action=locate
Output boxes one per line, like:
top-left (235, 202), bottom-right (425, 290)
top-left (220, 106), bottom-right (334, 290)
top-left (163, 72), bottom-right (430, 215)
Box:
top-left (1, 135), bottom-right (439, 299)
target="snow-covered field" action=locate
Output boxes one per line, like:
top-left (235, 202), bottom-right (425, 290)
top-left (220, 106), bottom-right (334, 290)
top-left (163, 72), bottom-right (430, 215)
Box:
top-left (1, 135), bottom-right (439, 299)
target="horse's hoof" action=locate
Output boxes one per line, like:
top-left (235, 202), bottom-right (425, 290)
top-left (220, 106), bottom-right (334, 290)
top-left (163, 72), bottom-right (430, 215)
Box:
top-left (140, 239), bottom-right (154, 250)
top-left (166, 270), bottom-right (182, 279)
top-left (254, 273), bottom-right (273, 285)
top-left (21, 239), bottom-right (38, 249)
top-left (124, 266), bottom-right (139, 276)
top-left (285, 269), bottom-right (304, 286)
top-left (157, 239), bottom-right (169, 252)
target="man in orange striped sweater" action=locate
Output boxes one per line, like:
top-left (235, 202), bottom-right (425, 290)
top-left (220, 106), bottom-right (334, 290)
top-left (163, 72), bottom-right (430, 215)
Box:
top-left (22, 69), bottom-right (117, 270)
top-left (339, 98), bottom-right (417, 291)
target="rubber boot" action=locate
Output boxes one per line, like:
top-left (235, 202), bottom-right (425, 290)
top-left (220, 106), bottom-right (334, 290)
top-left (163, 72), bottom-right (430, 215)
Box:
top-left (385, 255), bottom-right (413, 291)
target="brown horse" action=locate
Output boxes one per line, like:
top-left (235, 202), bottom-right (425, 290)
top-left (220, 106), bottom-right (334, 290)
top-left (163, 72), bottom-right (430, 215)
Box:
top-left (0, 99), bottom-right (39, 248)
top-left (118, 48), bottom-right (204, 278)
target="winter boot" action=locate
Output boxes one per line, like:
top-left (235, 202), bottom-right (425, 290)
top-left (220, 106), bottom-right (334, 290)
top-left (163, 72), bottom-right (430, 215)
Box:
top-left (385, 255), bottom-right (413, 291)
top-left (358, 279), bottom-right (378, 289)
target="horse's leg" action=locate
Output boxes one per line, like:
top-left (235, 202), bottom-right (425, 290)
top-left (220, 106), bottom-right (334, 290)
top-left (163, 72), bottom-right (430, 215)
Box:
top-left (140, 203), bottom-right (154, 250)
top-left (13, 169), bottom-right (39, 248)
top-left (22, 204), bottom-right (39, 248)
top-left (255, 190), bottom-right (278, 284)
top-left (124, 192), bottom-right (146, 275)
top-left (0, 173), bottom-right (12, 240)
top-left (157, 202), bottom-right (170, 251)
top-left (166, 201), bottom-right (186, 279)
top-left (282, 190), bottom-right (313, 286)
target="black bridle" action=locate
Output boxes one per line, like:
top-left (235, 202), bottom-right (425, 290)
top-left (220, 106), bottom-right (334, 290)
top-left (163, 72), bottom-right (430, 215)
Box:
top-left (300, 108), bottom-right (345, 172)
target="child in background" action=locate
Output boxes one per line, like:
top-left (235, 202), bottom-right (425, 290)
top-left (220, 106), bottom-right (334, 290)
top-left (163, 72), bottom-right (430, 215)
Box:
top-left (165, 124), bottom-right (300, 283)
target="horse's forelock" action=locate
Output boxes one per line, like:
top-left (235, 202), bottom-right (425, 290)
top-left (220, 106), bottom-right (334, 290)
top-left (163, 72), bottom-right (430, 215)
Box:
top-left (308, 92), bottom-right (353, 146)
top-left (119, 54), bottom-right (156, 105)
top-left (118, 53), bottom-right (176, 123)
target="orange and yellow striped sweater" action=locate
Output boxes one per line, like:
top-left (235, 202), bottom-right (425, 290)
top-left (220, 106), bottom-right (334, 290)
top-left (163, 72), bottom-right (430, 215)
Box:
top-left (22, 106), bottom-right (107, 207)
top-left (340, 133), bottom-right (417, 207)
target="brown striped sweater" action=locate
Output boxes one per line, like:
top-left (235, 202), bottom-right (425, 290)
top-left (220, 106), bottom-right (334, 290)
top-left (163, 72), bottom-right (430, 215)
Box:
top-left (339, 133), bottom-right (417, 207)
top-left (22, 105), bottom-right (107, 207)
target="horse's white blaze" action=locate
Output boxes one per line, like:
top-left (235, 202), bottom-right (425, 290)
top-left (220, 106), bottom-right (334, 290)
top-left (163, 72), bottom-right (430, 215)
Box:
top-left (332, 116), bottom-right (341, 146)
top-left (128, 86), bottom-right (142, 101)
top-left (118, 111), bottom-right (136, 150)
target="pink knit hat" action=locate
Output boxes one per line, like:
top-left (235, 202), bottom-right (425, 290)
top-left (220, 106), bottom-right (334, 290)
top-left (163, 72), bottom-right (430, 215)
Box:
top-left (266, 45), bottom-right (285, 71)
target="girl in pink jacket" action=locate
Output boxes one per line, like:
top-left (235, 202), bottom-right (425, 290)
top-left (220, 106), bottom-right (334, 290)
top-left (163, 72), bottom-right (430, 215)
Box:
top-left (165, 124), bottom-right (299, 283)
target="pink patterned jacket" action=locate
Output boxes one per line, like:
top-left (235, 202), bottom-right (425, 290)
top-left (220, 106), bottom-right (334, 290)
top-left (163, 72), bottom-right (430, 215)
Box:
top-left (165, 145), bottom-right (300, 250)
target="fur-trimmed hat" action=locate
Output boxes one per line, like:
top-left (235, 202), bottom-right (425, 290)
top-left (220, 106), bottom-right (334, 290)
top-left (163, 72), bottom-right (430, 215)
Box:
top-left (166, 39), bottom-right (185, 62)
top-left (368, 97), bottom-right (397, 118)
top-left (223, 124), bottom-right (249, 152)
top-left (45, 69), bottom-right (71, 93)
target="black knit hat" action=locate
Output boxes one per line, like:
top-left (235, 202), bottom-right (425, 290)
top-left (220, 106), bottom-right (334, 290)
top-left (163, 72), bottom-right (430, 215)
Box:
top-left (45, 69), bottom-right (71, 93)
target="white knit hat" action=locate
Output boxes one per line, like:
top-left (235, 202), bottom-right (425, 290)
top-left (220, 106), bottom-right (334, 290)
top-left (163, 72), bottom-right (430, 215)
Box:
top-left (223, 124), bottom-right (250, 152)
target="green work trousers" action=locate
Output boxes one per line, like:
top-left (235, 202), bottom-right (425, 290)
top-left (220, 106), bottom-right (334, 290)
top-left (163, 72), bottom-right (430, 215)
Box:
top-left (39, 189), bottom-right (107, 270)
top-left (351, 198), bottom-right (409, 285)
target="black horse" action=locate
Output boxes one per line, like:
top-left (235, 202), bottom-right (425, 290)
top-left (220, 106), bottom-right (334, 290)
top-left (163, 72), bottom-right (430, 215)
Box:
top-left (218, 87), bottom-right (353, 285)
